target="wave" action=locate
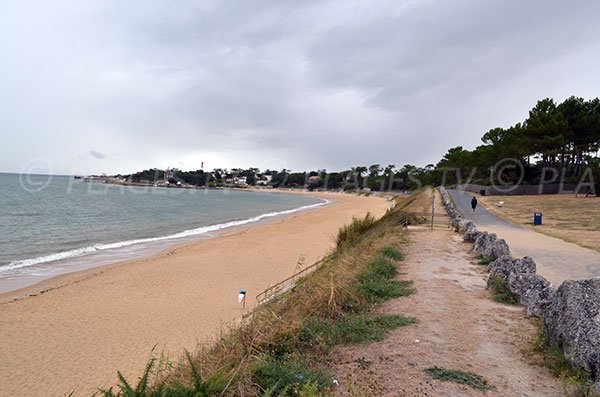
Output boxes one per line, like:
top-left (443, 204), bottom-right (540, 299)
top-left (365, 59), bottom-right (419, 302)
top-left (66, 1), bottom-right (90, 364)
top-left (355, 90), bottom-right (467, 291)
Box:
top-left (1, 198), bottom-right (329, 274)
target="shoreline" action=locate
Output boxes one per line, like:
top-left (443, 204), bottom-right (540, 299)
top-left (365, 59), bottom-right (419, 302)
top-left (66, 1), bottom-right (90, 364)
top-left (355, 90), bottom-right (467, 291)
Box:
top-left (0, 189), bottom-right (330, 300)
top-left (0, 191), bottom-right (390, 396)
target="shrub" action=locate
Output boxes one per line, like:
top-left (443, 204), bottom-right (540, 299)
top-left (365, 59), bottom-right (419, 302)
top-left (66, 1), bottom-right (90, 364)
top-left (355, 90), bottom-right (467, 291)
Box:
top-left (336, 213), bottom-right (376, 248)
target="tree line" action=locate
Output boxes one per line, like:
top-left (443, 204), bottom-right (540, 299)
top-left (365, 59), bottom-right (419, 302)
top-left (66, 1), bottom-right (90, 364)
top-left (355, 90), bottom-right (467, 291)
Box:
top-left (120, 96), bottom-right (600, 194)
top-left (121, 164), bottom-right (434, 192)
top-left (436, 96), bottom-right (600, 188)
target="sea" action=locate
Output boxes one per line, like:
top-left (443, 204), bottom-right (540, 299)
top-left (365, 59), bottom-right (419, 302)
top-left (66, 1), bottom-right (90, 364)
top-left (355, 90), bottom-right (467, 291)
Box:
top-left (0, 173), bottom-right (327, 294)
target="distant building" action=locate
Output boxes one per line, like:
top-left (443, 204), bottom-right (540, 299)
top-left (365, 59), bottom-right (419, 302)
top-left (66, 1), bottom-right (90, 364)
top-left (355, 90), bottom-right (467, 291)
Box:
top-left (234, 176), bottom-right (247, 186)
top-left (164, 168), bottom-right (178, 182)
top-left (224, 176), bottom-right (248, 187)
top-left (256, 174), bottom-right (273, 186)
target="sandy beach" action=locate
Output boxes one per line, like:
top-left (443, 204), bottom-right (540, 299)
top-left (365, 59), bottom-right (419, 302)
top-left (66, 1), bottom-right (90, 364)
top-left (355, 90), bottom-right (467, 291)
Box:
top-left (0, 191), bottom-right (389, 396)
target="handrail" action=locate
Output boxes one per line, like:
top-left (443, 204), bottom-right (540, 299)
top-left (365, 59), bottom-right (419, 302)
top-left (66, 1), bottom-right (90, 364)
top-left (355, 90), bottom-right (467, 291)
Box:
top-left (245, 211), bottom-right (450, 318)
top-left (254, 254), bottom-right (336, 306)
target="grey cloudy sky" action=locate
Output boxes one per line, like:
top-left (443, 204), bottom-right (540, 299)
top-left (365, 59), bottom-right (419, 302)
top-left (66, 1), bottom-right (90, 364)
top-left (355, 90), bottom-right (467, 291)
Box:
top-left (1, 0), bottom-right (600, 175)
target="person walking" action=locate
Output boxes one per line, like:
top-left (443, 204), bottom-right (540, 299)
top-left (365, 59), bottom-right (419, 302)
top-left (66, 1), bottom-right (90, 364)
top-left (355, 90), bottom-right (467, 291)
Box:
top-left (471, 196), bottom-right (478, 214)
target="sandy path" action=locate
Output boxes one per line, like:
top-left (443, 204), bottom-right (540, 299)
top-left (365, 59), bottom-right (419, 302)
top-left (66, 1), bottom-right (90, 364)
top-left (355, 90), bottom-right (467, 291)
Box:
top-left (0, 192), bottom-right (389, 397)
top-left (332, 228), bottom-right (563, 396)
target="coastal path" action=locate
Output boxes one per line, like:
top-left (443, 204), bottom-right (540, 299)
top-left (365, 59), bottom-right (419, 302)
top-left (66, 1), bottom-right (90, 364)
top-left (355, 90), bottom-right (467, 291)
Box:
top-left (448, 189), bottom-right (600, 286)
top-left (331, 227), bottom-right (562, 395)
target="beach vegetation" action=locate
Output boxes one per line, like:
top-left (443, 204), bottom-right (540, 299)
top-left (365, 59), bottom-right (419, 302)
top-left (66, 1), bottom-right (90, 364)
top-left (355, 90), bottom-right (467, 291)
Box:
top-left (100, 193), bottom-right (422, 396)
top-left (335, 212), bottom-right (377, 248)
top-left (356, 255), bottom-right (415, 303)
top-left (97, 352), bottom-right (226, 397)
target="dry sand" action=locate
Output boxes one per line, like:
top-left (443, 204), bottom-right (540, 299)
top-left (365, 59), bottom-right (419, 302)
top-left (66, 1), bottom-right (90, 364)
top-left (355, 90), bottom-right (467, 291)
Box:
top-left (0, 191), bottom-right (390, 396)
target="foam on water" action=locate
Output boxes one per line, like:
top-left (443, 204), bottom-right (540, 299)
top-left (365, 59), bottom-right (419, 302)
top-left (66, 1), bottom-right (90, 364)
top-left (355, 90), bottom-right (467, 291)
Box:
top-left (1, 198), bottom-right (329, 274)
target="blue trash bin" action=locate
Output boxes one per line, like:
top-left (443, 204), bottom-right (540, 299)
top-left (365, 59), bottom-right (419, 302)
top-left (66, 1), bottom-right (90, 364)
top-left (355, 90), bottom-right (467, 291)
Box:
top-left (533, 212), bottom-right (542, 225)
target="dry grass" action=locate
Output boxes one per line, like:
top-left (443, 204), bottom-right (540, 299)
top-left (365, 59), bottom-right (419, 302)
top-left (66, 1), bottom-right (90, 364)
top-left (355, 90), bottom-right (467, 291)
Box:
top-left (479, 194), bottom-right (600, 252)
top-left (402, 187), bottom-right (435, 213)
top-left (108, 191), bottom-right (423, 396)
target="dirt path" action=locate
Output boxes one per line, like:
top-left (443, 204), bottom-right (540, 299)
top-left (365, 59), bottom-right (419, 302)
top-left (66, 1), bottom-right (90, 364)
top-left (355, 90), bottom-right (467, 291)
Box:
top-left (331, 228), bottom-right (564, 396)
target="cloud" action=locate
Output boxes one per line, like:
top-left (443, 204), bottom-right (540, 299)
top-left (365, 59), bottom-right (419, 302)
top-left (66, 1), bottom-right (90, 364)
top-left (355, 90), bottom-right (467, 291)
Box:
top-left (89, 150), bottom-right (106, 160)
top-left (1, 0), bottom-right (600, 175)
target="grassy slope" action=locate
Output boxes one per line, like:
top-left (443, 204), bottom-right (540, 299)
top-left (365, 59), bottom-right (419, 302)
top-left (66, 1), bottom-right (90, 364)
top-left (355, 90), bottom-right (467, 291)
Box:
top-left (98, 191), bottom-right (428, 396)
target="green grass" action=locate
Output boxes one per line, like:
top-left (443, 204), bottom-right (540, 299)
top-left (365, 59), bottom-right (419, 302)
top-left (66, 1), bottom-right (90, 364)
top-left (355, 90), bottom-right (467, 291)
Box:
top-left (358, 256), bottom-right (398, 280)
top-left (300, 313), bottom-right (417, 345)
top-left (488, 275), bottom-right (519, 305)
top-left (357, 279), bottom-right (415, 302)
top-left (253, 355), bottom-right (332, 396)
top-left (356, 256), bottom-right (415, 302)
top-left (476, 255), bottom-right (494, 265)
top-left (424, 366), bottom-right (493, 392)
top-left (381, 246), bottom-right (404, 261)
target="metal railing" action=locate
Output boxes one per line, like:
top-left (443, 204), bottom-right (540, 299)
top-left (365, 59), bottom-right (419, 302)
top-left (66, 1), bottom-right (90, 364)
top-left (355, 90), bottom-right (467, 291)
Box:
top-left (254, 256), bottom-right (331, 307)
top-left (244, 211), bottom-right (450, 318)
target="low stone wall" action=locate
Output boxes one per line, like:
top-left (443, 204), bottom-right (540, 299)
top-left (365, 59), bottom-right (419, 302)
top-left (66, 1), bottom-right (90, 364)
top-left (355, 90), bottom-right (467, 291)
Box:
top-left (456, 183), bottom-right (579, 196)
top-left (438, 186), bottom-right (600, 389)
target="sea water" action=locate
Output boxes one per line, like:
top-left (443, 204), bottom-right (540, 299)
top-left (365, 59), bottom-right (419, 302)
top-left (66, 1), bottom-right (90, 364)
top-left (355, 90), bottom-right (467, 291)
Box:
top-left (0, 173), bottom-right (326, 293)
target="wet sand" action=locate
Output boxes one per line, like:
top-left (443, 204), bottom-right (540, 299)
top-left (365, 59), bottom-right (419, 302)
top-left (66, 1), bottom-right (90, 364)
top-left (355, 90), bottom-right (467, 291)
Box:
top-left (0, 191), bottom-right (389, 396)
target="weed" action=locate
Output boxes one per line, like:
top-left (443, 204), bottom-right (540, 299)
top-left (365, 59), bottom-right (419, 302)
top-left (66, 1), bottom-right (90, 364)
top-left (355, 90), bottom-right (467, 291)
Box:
top-left (381, 246), bottom-right (404, 261)
top-left (356, 256), bottom-right (415, 302)
top-left (355, 357), bottom-right (373, 369)
top-left (531, 322), bottom-right (598, 395)
top-left (300, 313), bottom-right (416, 346)
top-left (424, 366), bottom-right (493, 392)
top-left (488, 275), bottom-right (519, 305)
top-left (97, 352), bottom-right (226, 397)
top-left (476, 255), bottom-right (494, 265)
top-left (358, 256), bottom-right (398, 281)
top-left (358, 279), bottom-right (415, 303)
top-left (253, 355), bottom-right (332, 396)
